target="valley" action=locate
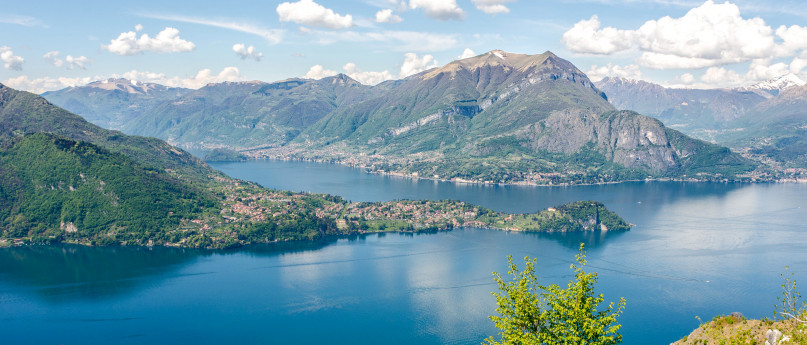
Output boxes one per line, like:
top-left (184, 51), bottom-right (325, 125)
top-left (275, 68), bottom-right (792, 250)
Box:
top-left (43, 50), bottom-right (778, 185)
top-left (0, 82), bottom-right (629, 249)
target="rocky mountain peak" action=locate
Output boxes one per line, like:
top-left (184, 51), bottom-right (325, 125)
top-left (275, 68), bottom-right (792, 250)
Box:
top-left (421, 50), bottom-right (579, 81)
top-left (749, 73), bottom-right (806, 91)
top-left (736, 73), bottom-right (807, 98)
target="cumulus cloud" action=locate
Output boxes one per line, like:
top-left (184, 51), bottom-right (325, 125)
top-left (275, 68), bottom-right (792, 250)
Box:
top-left (399, 53), bottom-right (438, 77)
top-left (277, 0), bottom-right (353, 29)
top-left (0, 46), bottom-right (24, 71)
top-left (409, 0), bottom-right (464, 21)
top-left (585, 64), bottom-right (642, 82)
top-left (471, 0), bottom-right (515, 15)
top-left (459, 48), bottom-right (476, 59)
top-left (563, 1), bottom-right (807, 70)
top-left (745, 59), bottom-right (789, 82)
top-left (776, 24), bottom-right (807, 55)
top-left (3, 75), bottom-right (98, 94)
top-left (43, 51), bottom-right (91, 69)
top-left (233, 44), bottom-right (263, 61)
top-left (791, 56), bottom-right (807, 74)
top-left (3, 67), bottom-right (241, 94)
top-left (303, 53), bottom-right (437, 85)
top-left (375, 9), bottom-right (403, 23)
top-left (102, 26), bottom-right (196, 55)
top-left (676, 73), bottom-right (696, 85)
top-left (111, 67), bottom-right (241, 89)
top-left (304, 64), bottom-right (338, 79)
top-left (700, 67), bottom-right (744, 86)
top-left (562, 15), bottom-right (635, 55)
top-left (43, 51), bottom-right (63, 67)
top-left (342, 63), bottom-right (396, 85)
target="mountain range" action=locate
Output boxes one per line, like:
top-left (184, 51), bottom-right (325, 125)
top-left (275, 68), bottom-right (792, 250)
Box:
top-left (42, 50), bottom-right (760, 184)
top-left (3, 82), bottom-right (623, 248)
top-left (41, 78), bottom-right (191, 130)
top-left (595, 74), bottom-right (807, 169)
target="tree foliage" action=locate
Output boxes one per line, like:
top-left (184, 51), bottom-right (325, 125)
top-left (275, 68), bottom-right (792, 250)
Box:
top-left (485, 244), bottom-right (626, 345)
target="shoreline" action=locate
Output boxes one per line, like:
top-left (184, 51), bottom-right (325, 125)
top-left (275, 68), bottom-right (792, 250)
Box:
top-left (216, 155), bottom-right (807, 187)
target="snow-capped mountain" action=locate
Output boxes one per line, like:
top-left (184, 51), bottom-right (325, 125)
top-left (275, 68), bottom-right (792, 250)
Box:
top-left (85, 78), bottom-right (176, 95)
top-left (738, 73), bottom-right (807, 98)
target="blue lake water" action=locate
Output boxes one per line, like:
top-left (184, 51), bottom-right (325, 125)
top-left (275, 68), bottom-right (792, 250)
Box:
top-left (2, 159), bottom-right (807, 344)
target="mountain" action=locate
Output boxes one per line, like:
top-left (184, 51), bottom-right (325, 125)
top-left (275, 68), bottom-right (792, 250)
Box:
top-left (724, 85), bottom-right (807, 167)
top-left (595, 77), bottom-right (766, 136)
top-left (42, 78), bottom-right (191, 129)
top-left (293, 51), bottom-right (754, 183)
top-left (43, 51), bottom-right (755, 184)
top-left (737, 73), bottom-right (806, 98)
top-left (597, 74), bottom-right (807, 170)
top-left (0, 83), bottom-right (218, 245)
top-left (2, 83), bottom-right (625, 248)
top-left (122, 74), bottom-right (377, 150)
top-left (1, 83), bottom-right (208, 178)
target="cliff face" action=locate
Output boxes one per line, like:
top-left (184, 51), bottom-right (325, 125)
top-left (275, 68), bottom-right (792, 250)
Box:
top-left (595, 77), bottom-right (767, 133)
top-left (300, 51), bottom-right (749, 179)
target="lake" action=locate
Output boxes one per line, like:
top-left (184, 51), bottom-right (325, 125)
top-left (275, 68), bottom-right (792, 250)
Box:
top-left (2, 159), bottom-right (806, 344)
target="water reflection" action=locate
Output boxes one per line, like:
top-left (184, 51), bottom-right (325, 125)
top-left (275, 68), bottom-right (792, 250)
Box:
top-left (210, 160), bottom-right (746, 215)
top-left (2, 160), bottom-right (807, 345)
top-left (0, 245), bottom-right (203, 302)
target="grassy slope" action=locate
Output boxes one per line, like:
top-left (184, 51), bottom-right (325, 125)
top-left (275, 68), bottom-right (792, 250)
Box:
top-left (0, 133), bottom-right (215, 245)
top-left (0, 84), bottom-right (632, 248)
top-left (673, 314), bottom-right (806, 345)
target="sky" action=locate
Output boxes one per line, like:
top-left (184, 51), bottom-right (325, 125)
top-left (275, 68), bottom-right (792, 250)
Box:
top-left (2, 0), bottom-right (807, 93)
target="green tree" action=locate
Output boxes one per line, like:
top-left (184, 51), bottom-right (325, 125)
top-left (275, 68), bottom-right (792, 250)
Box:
top-left (484, 244), bottom-right (626, 345)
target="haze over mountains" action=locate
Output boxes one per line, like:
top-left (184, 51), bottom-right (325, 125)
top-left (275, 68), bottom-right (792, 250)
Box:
top-left (41, 79), bottom-right (192, 130)
top-left (43, 50), bottom-right (763, 184)
top-left (595, 74), bottom-right (807, 168)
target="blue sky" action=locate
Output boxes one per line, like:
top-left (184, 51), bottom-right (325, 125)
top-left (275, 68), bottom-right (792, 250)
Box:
top-left (2, 0), bottom-right (807, 93)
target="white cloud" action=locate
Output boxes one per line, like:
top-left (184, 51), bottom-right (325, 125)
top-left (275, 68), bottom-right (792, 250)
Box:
top-left (3, 67), bottom-right (241, 94)
top-left (342, 62), bottom-right (395, 85)
top-left (0, 46), bottom-right (24, 71)
top-left (135, 24), bottom-right (144, 32)
top-left (471, 0), bottom-right (515, 15)
top-left (399, 53), bottom-right (438, 77)
top-left (304, 64), bottom-right (338, 79)
top-left (102, 26), bottom-right (196, 55)
top-left (277, 0), bottom-right (353, 29)
top-left (65, 55), bottom-right (90, 70)
top-left (585, 64), bottom-right (642, 82)
top-left (791, 56), bottom-right (807, 74)
top-left (114, 67), bottom-right (241, 89)
top-left (233, 44), bottom-right (263, 61)
top-left (375, 9), bottom-right (403, 23)
top-left (562, 15), bottom-right (634, 55)
top-left (43, 51), bottom-right (91, 69)
top-left (459, 48), bottom-right (476, 59)
top-left (563, 1), bottom-right (807, 70)
top-left (745, 59), bottom-right (789, 82)
top-left (677, 73), bottom-right (696, 85)
top-left (303, 53), bottom-right (437, 85)
top-left (3, 75), bottom-right (98, 94)
top-left (409, 0), bottom-right (464, 21)
top-left (137, 13), bottom-right (284, 44)
top-left (700, 67), bottom-right (743, 86)
top-left (635, 1), bottom-right (775, 69)
top-left (43, 51), bottom-right (63, 68)
top-left (776, 24), bottom-right (807, 55)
